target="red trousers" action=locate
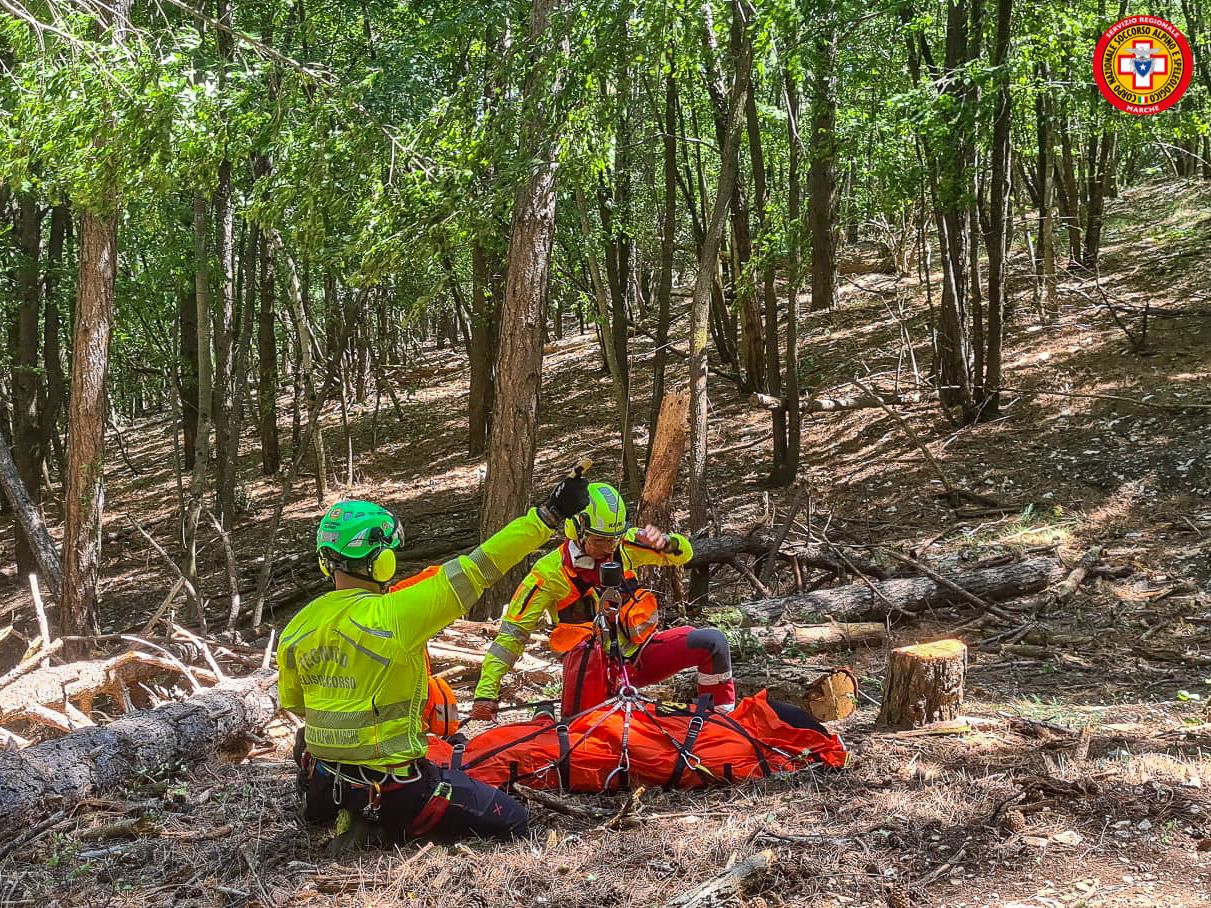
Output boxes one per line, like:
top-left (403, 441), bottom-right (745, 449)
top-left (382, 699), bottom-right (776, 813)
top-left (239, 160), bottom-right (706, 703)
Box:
top-left (561, 625), bottom-right (735, 717)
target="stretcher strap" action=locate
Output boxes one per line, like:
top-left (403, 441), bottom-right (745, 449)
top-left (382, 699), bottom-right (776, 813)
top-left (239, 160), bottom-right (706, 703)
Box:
top-left (666, 695), bottom-right (712, 788)
top-left (709, 712), bottom-right (778, 777)
top-left (556, 724), bottom-right (572, 790)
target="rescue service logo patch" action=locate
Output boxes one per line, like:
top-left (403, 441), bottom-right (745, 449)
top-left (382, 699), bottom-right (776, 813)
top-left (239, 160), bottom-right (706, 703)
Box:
top-left (1094, 16), bottom-right (1193, 115)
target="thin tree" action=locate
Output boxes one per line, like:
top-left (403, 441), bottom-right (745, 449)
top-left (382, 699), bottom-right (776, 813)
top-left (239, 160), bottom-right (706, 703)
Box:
top-left (648, 67), bottom-right (679, 457)
top-left (60, 0), bottom-right (132, 652)
top-left (689, 0), bottom-right (755, 540)
top-left (982, 0), bottom-right (1014, 417)
top-left (477, 0), bottom-right (569, 618)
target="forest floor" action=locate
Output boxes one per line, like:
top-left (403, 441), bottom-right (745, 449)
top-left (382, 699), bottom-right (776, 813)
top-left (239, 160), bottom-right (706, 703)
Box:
top-left (2, 179), bottom-right (1211, 907)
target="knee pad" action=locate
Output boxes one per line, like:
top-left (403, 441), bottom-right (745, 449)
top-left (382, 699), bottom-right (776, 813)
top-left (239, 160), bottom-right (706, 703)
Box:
top-left (689, 627), bottom-right (730, 658)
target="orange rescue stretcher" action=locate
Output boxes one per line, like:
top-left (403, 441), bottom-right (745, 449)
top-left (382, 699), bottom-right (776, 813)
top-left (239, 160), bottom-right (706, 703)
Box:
top-left (424, 689), bottom-right (848, 792)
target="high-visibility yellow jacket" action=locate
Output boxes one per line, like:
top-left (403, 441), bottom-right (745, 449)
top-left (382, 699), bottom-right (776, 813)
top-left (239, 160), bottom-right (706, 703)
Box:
top-left (473, 530), bottom-right (692, 702)
top-left (278, 508), bottom-right (553, 769)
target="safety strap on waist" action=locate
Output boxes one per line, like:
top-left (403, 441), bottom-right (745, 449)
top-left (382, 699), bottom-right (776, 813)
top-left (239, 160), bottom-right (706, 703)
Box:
top-left (310, 756), bottom-right (420, 789)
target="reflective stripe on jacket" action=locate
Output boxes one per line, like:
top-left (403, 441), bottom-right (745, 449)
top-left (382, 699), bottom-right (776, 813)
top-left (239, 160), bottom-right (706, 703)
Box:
top-left (278, 508), bottom-right (552, 768)
top-left (473, 531), bottom-right (692, 702)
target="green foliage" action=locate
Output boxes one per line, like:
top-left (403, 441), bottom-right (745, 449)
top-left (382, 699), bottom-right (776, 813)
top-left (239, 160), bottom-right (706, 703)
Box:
top-left (1, 0), bottom-right (1208, 421)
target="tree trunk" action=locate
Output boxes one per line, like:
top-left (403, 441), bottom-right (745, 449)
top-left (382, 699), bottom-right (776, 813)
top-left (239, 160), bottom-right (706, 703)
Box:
top-left (780, 73), bottom-right (803, 485)
top-left (0, 425), bottom-right (63, 599)
top-left (61, 210), bottom-right (119, 652)
top-left (930, 0), bottom-right (976, 420)
top-left (9, 193), bottom-right (44, 574)
top-left (0, 674), bottom-right (278, 824)
top-left (876, 640), bottom-right (967, 730)
top-left (809, 12), bottom-right (839, 314)
top-left (638, 389), bottom-right (690, 532)
top-left (468, 240), bottom-right (501, 457)
top-left (1055, 116), bottom-right (1082, 262)
top-left (689, 0), bottom-right (754, 554)
top-left (982, 0), bottom-right (1013, 417)
top-left (183, 194), bottom-right (214, 628)
top-left (702, 0), bottom-right (763, 392)
top-left (747, 78), bottom-right (786, 481)
top-left (746, 622), bottom-right (886, 653)
top-left (477, 0), bottom-right (568, 619)
top-left (221, 209), bottom-right (259, 528)
top-left (40, 204), bottom-right (69, 482)
top-left (648, 70), bottom-right (679, 459)
top-left (212, 157), bottom-right (237, 528)
top-left (577, 194), bottom-right (641, 495)
top-left (1036, 66), bottom-right (1058, 323)
top-left (609, 13), bottom-right (633, 391)
top-left (178, 285), bottom-right (199, 474)
top-left (1082, 129), bottom-right (1116, 270)
top-left (279, 244), bottom-right (325, 502)
top-left (257, 228), bottom-right (280, 475)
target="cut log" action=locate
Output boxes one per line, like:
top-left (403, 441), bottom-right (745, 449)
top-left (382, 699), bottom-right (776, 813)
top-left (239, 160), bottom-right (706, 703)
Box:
top-left (662, 662), bottom-right (833, 707)
top-left (739, 557), bottom-right (1062, 624)
top-left (730, 664), bottom-right (837, 705)
top-left (876, 640), bottom-right (966, 730)
top-left (0, 671), bottom-right (278, 823)
top-left (804, 669), bottom-right (858, 722)
top-left (745, 622), bottom-right (885, 652)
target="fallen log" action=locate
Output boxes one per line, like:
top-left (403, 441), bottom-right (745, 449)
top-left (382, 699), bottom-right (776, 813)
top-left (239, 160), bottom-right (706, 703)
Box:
top-left (665, 849), bottom-right (776, 907)
top-left (686, 530), bottom-right (886, 578)
top-left (0, 429), bottom-right (63, 600)
top-left (730, 664), bottom-right (839, 704)
top-left (739, 557), bottom-right (1062, 624)
top-left (744, 622), bottom-right (885, 652)
top-left (1055, 546), bottom-right (1103, 602)
top-left (426, 641), bottom-right (553, 674)
top-left (0, 671), bottom-right (278, 824)
top-left (750, 390), bottom-right (933, 414)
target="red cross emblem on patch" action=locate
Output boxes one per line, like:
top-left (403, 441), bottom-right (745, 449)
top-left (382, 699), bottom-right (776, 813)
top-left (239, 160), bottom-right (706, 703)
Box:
top-left (1116, 40), bottom-right (1168, 90)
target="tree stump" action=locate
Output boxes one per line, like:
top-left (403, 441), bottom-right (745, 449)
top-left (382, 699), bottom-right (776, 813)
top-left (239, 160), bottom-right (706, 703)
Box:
top-left (876, 639), bottom-right (966, 730)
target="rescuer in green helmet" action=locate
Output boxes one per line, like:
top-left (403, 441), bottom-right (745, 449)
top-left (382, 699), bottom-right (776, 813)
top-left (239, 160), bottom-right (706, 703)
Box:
top-left (278, 469), bottom-right (590, 842)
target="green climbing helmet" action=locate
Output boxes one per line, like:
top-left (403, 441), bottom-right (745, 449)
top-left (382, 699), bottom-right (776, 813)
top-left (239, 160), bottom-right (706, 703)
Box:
top-left (565, 482), bottom-right (628, 540)
top-left (315, 500), bottom-right (403, 563)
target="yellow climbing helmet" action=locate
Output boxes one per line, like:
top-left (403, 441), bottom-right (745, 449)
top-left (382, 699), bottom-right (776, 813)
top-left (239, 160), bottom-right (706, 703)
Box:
top-left (565, 482), bottom-right (628, 540)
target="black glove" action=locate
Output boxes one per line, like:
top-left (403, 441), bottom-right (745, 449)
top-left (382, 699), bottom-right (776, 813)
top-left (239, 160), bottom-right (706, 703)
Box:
top-left (538, 469), bottom-right (591, 528)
